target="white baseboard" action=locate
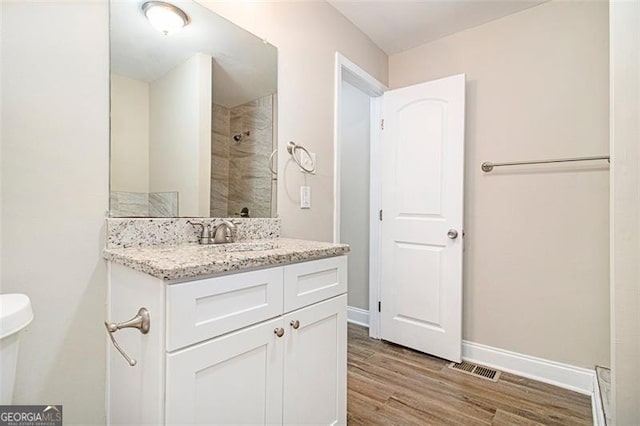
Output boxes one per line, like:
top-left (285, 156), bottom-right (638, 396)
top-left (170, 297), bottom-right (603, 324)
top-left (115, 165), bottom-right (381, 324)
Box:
top-left (462, 340), bottom-right (595, 396)
top-left (347, 306), bottom-right (369, 327)
top-left (591, 373), bottom-right (606, 426)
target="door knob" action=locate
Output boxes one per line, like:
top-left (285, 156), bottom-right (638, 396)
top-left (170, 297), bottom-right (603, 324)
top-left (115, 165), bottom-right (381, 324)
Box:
top-left (447, 229), bottom-right (458, 239)
top-left (274, 328), bottom-right (285, 338)
top-left (290, 320), bottom-right (300, 330)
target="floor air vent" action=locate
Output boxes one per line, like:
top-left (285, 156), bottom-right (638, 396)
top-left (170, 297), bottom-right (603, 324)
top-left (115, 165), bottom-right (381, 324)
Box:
top-left (448, 361), bottom-right (501, 382)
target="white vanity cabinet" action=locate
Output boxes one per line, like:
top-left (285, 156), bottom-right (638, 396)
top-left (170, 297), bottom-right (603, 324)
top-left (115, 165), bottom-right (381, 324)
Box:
top-left (107, 255), bottom-right (347, 426)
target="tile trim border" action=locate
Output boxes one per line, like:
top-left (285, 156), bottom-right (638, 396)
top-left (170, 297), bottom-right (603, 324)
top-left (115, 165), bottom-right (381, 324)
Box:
top-left (592, 373), bottom-right (606, 426)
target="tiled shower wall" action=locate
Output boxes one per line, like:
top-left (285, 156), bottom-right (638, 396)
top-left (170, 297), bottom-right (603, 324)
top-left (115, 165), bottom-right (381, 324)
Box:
top-left (211, 104), bottom-right (230, 217)
top-left (110, 191), bottom-right (178, 217)
top-left (211, 94), bottom-right (274, 218)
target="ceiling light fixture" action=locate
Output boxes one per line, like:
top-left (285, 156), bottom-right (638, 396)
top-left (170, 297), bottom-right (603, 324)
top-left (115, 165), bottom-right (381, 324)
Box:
top-left (142, 1), bottom-right (190, 36)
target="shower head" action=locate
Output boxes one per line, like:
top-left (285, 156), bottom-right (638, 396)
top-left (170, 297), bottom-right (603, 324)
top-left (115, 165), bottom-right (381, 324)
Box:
top-left (233, 130), bottom-right (251, 143)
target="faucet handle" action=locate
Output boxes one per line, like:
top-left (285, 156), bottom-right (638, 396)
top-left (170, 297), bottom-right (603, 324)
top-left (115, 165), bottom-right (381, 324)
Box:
top-left (187, 220), bottom-right (212, 244)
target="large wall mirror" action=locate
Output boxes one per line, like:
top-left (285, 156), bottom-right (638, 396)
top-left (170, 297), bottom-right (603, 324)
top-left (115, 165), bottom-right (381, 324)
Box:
top-left (109, 0), bottom-right (277, 218)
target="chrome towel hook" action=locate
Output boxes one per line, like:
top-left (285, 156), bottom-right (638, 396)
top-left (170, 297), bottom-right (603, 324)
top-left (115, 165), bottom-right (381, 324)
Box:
top-left (105, 307), bottom-right (150, 367)
top-left (287, 141), bottom-right (316, 174)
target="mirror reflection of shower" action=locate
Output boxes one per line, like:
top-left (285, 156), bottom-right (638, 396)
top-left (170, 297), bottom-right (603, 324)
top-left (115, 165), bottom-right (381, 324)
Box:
top-left (109, 0), bottom-right (277, 218)
top-left (210, 93), bottom-right (277, 218)
top-left (233, 130), bottom-right (251, 143)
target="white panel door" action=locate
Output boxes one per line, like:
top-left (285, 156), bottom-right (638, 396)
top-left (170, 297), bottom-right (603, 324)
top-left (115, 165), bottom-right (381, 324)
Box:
top-left (283, 295), bottom-right (347, 426)
top-left (165, 317), bottom-right (283, 425)
top-left (380, 74), bottom-right (465, 362)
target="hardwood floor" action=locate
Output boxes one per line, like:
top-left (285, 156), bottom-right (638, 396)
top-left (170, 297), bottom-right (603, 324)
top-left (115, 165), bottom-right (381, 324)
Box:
top-left (347, 324), bottom-right (592, 425)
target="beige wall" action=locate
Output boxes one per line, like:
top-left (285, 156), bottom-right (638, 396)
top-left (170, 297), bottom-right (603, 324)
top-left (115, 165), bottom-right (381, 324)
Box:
top-left (203, 1), bottom-right (388, 241)
top-left (340, 81), bottom-right (370, 310)
top-left (1, 1), bottom-right (108, 423)
top-left (390, 1), bottom-right (610, 368)
top-left (149, 53), bottom-right (212, 217)
top-left (111, 73), bottom-right (150, 193)
top-left (610, 0), bottom-right (640, 423)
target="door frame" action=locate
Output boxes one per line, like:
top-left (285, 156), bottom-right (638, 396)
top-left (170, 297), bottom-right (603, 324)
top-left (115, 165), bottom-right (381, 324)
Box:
top-left (333, 52), bottom-right (387, 339)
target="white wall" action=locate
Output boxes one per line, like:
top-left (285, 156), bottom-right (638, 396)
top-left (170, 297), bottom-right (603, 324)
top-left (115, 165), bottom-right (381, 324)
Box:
top-left (340, 81), bottom-right (370, 310)
top-left (610, 0), bottom-right (640, 423)
top-left (149, 53), bottom-right (212, 217)
top-left (111, 73), bottom-right (149, 193)
top-left (1, 2), bottom-right (108, 423)
top-left (202, 1), bottom-right (388, 241)
top-left (389, 1), bottom-right (610, 369)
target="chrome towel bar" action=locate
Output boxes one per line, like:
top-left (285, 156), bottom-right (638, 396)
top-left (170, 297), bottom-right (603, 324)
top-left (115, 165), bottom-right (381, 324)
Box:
top-left (481, 155), bottom-right (610, 173)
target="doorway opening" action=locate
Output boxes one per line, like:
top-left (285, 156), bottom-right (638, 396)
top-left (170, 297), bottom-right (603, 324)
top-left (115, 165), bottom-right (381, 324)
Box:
top-left (335, 54), bottom-right (466, 359)
top-left (333, 53), bottom-right (386, 338)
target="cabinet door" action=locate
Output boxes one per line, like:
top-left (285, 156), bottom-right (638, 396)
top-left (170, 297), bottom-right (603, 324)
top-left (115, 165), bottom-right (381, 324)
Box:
top-left (166, 317), bottom-right (284, 425)
top-left (283, 294), bottom-right (347, 426)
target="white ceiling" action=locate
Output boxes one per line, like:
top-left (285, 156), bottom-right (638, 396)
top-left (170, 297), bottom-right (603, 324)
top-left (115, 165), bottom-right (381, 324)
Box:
top-left (328, 0), bottom-right (547, 55)
top-left (110, 0), bottom-right (277, 108)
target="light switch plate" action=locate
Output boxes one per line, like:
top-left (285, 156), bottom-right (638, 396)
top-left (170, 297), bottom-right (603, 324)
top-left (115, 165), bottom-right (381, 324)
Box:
top-left (300, 186), bottom-right (311, 209)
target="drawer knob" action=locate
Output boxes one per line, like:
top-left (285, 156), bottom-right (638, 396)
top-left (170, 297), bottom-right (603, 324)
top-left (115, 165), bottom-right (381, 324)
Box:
top-left (290, 320), bottom-right (300, 330)
top-left (274, 328), bottom-right (285, 338)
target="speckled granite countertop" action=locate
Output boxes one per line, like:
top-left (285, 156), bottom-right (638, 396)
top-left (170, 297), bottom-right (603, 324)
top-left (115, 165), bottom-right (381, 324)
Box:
top-left (103, 238), bottom-right (349, 281)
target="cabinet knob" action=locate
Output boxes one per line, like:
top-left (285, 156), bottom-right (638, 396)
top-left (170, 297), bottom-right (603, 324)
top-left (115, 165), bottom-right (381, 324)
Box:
top-left (274, 327), bottom-right (285, 338)
top-left (290, 320), bottom-right (300, 330)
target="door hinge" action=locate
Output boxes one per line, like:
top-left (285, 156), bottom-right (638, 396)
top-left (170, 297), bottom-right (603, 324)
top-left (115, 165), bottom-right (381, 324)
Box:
top-left (378, 301), bottom-right (381, 312)
top-left (381, 119), bottom-right (384, 130)
top-left (379, 209), bottom-right (383, 221)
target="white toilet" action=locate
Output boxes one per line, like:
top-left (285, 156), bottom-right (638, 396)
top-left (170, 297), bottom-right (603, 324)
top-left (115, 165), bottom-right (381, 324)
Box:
top-left (0, 294), bottom-right (33, 404)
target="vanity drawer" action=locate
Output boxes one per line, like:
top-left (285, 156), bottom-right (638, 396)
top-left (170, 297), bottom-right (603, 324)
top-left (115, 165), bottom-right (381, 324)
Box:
top-left (283, 256), bottom-right (347, 312)
top-left (166, 267), bottom-right (284, 351)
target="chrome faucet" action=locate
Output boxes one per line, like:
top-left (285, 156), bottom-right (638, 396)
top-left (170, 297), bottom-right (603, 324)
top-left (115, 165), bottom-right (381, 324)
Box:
top-left (212, 220), bottom-right (237, 244)
top-left (187, 220), bottom-right (239, 245)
